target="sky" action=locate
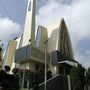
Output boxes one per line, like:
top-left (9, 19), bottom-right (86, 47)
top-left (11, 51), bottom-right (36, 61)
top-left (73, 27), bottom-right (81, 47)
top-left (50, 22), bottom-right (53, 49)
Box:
top-left (0, 0), bottom-right (90, 68)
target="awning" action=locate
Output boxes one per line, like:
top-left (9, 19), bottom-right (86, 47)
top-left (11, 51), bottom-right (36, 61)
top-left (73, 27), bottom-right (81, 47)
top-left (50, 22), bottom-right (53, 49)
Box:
top-left (58, 60), bottom-right (78, 67)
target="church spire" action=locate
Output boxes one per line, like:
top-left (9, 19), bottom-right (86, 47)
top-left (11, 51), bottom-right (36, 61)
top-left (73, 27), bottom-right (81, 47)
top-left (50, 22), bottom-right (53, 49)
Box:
top-left (22, 0), bottom-right (36, 47)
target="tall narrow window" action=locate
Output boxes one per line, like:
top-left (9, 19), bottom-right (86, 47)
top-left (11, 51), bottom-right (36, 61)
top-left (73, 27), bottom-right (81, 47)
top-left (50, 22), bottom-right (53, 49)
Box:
top-left (28, 1), bottom-right (31, 11)
top-left (35, 29), bottom-right (41, 48)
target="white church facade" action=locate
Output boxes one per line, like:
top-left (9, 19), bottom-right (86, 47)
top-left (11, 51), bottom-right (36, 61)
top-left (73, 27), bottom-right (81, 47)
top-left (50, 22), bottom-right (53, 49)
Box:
top-left (3, 0), bottom-right (78, 76)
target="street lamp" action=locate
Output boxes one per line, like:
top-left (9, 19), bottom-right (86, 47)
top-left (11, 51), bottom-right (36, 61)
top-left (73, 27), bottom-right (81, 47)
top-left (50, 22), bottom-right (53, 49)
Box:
top-left (44, 40), bottom-right (48, 90)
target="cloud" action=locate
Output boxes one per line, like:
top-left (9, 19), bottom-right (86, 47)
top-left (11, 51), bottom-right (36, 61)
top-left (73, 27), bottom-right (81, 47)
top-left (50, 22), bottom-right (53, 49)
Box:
top-left (36, 0), bottom-right (90, 67)
top-left (36, 0), bottom-right (68, 26)
top-left (75, 50), bottom-right (90, 68)
top-left (0, 17), bottom-right (22, 45)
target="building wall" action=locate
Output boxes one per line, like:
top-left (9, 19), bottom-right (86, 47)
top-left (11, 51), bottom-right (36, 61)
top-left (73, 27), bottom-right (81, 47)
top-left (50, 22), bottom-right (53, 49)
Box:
top-left (11, 37), bottom-right (21, 70)
top-left (3, 37), bottom-right (21, 71)
top-left (35, 26), bottom-right (48, 52)
top-left (3, 40), bottom-right (17, 68)
top-left (47, 28), bottom-right (59, 53)
top-left (47, 20), bottom-right (60, 38)
top-left (16, 18), bottom-right (74, 73)
top-left (47, 18), bottom-right (74, 75)
top-left (59, 18), bottom-right (74, 58)
top-left (47, 20), bottom-right (60, 53)
top-left (47, 18), bottom-right (74, 58)
top-left (22, 0), bottom-right (35, 47)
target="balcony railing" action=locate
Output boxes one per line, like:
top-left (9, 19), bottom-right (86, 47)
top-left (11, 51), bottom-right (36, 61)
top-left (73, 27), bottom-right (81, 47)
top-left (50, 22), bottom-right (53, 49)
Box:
top-left (15, 45), bottom-right (48, 63)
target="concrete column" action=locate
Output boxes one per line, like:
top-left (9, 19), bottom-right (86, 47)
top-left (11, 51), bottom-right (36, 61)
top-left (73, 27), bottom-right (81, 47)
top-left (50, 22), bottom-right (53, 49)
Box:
top-left (67, 75), bottom-right (71, 90)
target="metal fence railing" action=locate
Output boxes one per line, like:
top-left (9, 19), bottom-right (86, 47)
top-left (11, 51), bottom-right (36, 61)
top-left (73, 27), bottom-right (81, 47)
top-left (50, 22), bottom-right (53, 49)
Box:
top-left (38, 74), bottom-right (68, 90)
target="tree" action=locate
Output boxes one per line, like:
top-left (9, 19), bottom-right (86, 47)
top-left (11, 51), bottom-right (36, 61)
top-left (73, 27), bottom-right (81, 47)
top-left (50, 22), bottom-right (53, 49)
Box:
top-left (87, 67), bottom-right (90, 85)
top-left (0, 46), bottom-right (2, 67)
top-left (70, 64), bottom-right (85, 90)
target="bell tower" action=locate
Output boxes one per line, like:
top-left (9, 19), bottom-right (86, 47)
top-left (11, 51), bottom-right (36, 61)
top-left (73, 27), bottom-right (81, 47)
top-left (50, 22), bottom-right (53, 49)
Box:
top-left (22, 0), bottom-right (35, 47)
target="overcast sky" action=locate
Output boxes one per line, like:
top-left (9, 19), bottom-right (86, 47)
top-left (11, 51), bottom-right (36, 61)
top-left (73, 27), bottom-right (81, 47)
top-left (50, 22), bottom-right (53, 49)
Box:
top-left (0, 0), bottom-right (90, 68)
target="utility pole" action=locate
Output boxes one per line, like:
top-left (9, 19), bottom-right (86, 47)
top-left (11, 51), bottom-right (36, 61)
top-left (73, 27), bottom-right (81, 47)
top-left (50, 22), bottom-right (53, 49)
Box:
top-left (44, 40), bottom-right (48, 90)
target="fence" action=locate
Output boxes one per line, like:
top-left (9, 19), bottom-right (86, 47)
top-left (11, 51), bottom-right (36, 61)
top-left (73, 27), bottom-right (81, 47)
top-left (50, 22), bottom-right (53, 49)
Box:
top-left (38, 74), bottom-right (68, 90)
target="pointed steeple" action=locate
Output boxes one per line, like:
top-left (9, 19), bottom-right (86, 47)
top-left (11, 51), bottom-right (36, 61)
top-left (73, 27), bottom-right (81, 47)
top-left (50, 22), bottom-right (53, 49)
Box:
top-left (59, 18), bottom-right (74, 59)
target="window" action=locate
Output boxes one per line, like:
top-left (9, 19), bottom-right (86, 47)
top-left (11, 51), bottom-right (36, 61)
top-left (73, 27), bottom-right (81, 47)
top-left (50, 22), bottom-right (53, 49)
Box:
top-left (35, 29), bottom-right (41, 48)
top-left (28, 1), bottom-right (31, 11)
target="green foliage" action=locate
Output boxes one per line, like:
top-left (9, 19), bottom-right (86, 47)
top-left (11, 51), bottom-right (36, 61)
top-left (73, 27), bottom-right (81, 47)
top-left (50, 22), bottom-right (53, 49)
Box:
top-left (70, 64), bottom-right (85, 90)
top-left (0, 46), bottom-right (2, 62)
top-left (87, 67), bottom-right (90, 85)
top-left (88, 67), bottom-right (90, 72)
top-left (0, 46), bottom-right (2, 52)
